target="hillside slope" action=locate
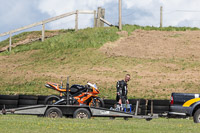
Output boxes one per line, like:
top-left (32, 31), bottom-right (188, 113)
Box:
top-left (100, 29), bottom-right (200, 99)
top-left (0, 25), bottom-right (200, 99)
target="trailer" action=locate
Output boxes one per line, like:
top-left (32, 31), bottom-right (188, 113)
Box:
top-left (1, 102), bottom-right (158, 120)
top-left (0, 76), bottom-right (159, 120)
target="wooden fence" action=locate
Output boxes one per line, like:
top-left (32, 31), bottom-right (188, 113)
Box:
top-left (0, 7), bottom-right (109, 52)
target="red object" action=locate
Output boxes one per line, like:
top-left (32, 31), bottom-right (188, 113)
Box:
top-left (170, 96), bottom-right (174, 105)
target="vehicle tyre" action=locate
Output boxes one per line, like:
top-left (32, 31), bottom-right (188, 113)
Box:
top-left (90, 97), bottom-right (105, 108)
top-left (193, 108), bottom-right (200, 123)
top-left (19, 95), bottom-right (38, 100)
top-left (147, 106), bottom-right (169, 113)
top-left (129, 99), bottom-right (147, 105)
top-left (109, 117), bottom-right (115, 120)
top-left (103, 99), bottom-right (116, 105)
top-left (73, 108), bottom-right (91, 119)
top-left (37, 100), bottom-right (45, 105)
top-left (124, 117), bottom-right (129, 121)
top-left (0, 105), bottom-right (18, 109)
top-left (146, 118), bottom-right (152, 121)
top-left (44, 95), bottom-right (60, 105)
top-left (104, 104), bottom-right (114, 109)
top-left (0, 95), bottom-right (19, 100)
top-left (45, 107), bottom-right (63, 118)
top-left (38, 95), bottom-right (48, 101)
top-left (18, 99), bottom-right (37, 105)
top-left (149, 100), bottom-right (170, 106)
top-left (0, 100), bottom-right (18, 105)
top-left (95, 98), bottom-right (105, 108)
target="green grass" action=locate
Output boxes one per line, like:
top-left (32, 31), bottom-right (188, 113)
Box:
top-left (122, 24), bottom-right (200, 35)
top-left (1, 25), bottom-right (199, 51)
top-left (0, 27), bottom-right (119, 54)
top-left (0, 29), bottom-right (72, 50)
top-left (0, 115), bottom-right (198, 133)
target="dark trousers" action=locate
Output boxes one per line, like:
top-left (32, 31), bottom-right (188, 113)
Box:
top-left (116, 95), bottom-right (127, 104)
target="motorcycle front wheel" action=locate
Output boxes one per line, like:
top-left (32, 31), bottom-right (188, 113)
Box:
top-left (89, 97), bottom-right (104, 108)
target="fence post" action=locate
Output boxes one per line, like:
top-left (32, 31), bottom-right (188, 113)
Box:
top-left (97, 7), bottom-right (102, 27)
top-left (94, 10), bottom-right (97, 27)
top-left (75, 10), bottom-right (79, 31)
top-left (9, 33), bottom-right (12, 52)
top-left (160, 6), bottom-right (163, 28)
top-left (42, 23), bottom-right (45, 42)
top-left (119, 0), bottom-right (122, 30)
top-left (100, 8), bottom-right (105, 27)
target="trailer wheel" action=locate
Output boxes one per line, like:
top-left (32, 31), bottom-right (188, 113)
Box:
top-left (109, 117), bottom-right (115, 120)
top-left (124, 117), bottom-right (129, 121)
top-left (73, 108), bottom-right (91, 119)
top-left (146, 118), bottom-right (152, 121)
top-left (193, 108), bottom-right (200, 123)
top-left (45, 107), bottom-right (63, 118)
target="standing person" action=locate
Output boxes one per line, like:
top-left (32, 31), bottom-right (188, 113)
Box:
top-left (116, 74), bottom-right (130, 105)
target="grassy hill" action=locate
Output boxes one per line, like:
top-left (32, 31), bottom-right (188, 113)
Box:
top-left (1, 25), bottom-right (200, 99)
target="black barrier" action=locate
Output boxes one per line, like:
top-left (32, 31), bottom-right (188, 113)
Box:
top-left (0, 95), bottom-right (170, 115)
top-left (18, 95), bottom-right (38, 107)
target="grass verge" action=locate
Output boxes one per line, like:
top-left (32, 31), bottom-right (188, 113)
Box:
top-left (0, 115), bottom-right (198, 133)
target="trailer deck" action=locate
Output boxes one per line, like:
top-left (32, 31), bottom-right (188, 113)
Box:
top-left (1, 104), bottom-right (158, 120)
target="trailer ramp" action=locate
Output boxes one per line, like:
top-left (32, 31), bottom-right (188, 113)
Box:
top-left (90, 107), bottom-right (134, 117)
top-left (1, 105), bottom-right (47, 115)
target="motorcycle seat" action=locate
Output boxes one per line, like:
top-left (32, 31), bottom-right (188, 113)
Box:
top-left (70, 84), bottom-right (86, 95)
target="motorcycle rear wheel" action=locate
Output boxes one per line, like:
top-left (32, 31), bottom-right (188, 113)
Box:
top-left (44, 95), bottom-right (60, 105)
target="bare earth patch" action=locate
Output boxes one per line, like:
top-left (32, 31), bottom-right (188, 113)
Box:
top-left (100, 30), bottom-right (200, 60)
top-left (0, 30), bottom-right (62, 52)
top-left (99, 30), bottom-right (200, 99)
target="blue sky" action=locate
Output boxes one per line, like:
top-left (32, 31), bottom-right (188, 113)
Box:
top-left (1, 0), bottom-right (200, 41)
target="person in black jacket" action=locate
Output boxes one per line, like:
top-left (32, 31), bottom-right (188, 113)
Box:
top-left (116, 74), bottom-right (130, 104)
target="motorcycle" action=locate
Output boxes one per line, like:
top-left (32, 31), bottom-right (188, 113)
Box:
top-left (44, 76), bottom-right (104, 107)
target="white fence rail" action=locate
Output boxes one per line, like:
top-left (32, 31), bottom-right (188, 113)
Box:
top-left (0, 10), bottom-right (98, 52)
top-left (0, 7), bottom-right (113, 52)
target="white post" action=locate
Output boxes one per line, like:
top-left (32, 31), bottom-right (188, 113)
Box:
top-left (9, 33), bottom-right (12, 52)
top-left (119, 0), bottom-right (122, 30)
top-left (97, 7), bottom-right (102, 27)
top-left (75, 10), bottom-right (79, 31)
top-left (101, 8), bottom-right (105, 27)
top-left (94, 10), bottom-right (97, 27)
top-left (160, 6), bottom-right (163, 28)
top-left (42, 23), bottom-right (45, 42)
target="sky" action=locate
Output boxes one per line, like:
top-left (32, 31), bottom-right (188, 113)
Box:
top-left (1, 0), bottom-right (200, 41)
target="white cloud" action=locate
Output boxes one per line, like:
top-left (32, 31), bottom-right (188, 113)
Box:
top-left (37, 0), bottom-right (116, 29)
top-left (123, 0), bottom-right (200, 27)
top-left (1, 0), bottom-right (200, 38)
top-left (0, 0), bottom-right (49, 35)
top-left (162, 0), bottom-right (200, 27)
